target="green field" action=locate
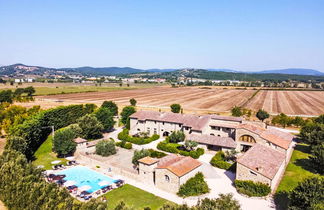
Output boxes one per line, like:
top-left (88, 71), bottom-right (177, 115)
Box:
top-left (277, 144), bottom-right (316, 192)
top-left (275, 143), bottom-right (319, 209)
top-left (0, 83), bottom-right (162, 96)
top-left (103, 184), bottom-right (173, 210)
top-left (33, 135), bottom-right (68, 170)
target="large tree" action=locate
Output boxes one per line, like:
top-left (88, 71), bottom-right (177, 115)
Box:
top-left (120, 106), bottom-right (136, 125)
top-left (309, 143), bottom-right (324, 174)
top-left (53, 127), bottom-right (77, 157)
top-left (288, 176), bottom-right (324, 210)
top-left (256, 109), bottom-right (269, 122)
top-left (77, 114), bottom-right (103, 139)
top-left (299, 123), bottom-right (324, 148)
top-left (132, 149), bottom-right (150, 165)
top-left (101, 101), bottom-right (118, 116)
top-left (170, 104), bottom-right (181, 113)
top-left (231, 106), bottom-right (243, 117)
top-left (95, 107), bottom-right (115, 131)
top-left (95, 140), bottom-right (116, 157)
top-left (129, 98), bottom-right (137, 106)
top-left (0, 90), bottom-right (13, 104)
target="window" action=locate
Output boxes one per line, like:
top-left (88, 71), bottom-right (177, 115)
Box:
top-left (154, 121), bottom-right (157, 124)
top-left (239, 135), bottom-right (256, 143)
top-left (165, 175), bottom-right (170, 182)
top-left (210, 133), bottom-right (215, 136)
top-left (137, 129), bottom-right (140, 131)
top-left (250, 171), bottom-right (257, 176)
top-left (162, 122), bottom-right (165, 125)
top-left (154, 128), bottom-right (157, 134)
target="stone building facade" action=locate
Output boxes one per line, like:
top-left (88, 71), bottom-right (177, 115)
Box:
top-left (138, 154), bottom-right (202, 194)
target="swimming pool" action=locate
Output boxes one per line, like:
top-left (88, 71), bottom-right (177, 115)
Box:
top-left (56, 166), bottom-right (116, 193)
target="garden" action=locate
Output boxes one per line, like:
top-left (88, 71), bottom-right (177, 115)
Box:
top-left (157, 131), bottom-right (204, 159)
top-left (118, 128), bottom-right (160, 145)
top-left (210, 150), bottom-right (236, 171)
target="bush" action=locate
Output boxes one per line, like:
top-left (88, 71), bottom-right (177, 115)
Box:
top-left (177, 172), bottom-right (210, 197)
top-left (157, 141), bottom-right (204, 159)
top-left (234, 180), bottom-right (271, 197)
top-left (118, 129), bottom-right (160, 145)
top-left (210, 151), bottom-right (233, 170)
top-left (95, 140), bottom-right (116, 157)
top-left (132, 149), bottom-right (150, 165)
top-left (148, 149), bottom-right (167, 158)
top-left (116, 140), bottom-right (133, 150)
top-left (169, 131), bottom-right (185, 143)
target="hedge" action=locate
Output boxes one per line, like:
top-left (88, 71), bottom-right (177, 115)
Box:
top-left (234, 180), bottom-right (271, 197)
top-left (116, 141), bottom-right (133, 149)
top-left (210, 151), bottom-right (233, 170)
top-left (157, 141), bottom-right (204, 159)
top-left (177, 172), bottom-right (210, 197)
top-left (8, 104), bottom-right (94, 159)
top-left (148, 149), bottom-right (167, 158)
top-left (117, 129), bottom-right (160, 145)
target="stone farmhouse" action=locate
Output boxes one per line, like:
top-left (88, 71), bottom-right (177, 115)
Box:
top-left (138, 154), bottom-right (202, 193)
top-left (130, 110), bottom-right (295, 190)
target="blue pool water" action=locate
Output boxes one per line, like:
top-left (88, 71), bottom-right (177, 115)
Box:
top-left (56, 166), bottom-right (116, 193)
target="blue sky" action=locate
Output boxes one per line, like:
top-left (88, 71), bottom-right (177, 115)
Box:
top-left (0, 0), bottom-right (323, 71)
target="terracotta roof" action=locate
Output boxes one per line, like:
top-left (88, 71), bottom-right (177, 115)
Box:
top-left (156, 154), bottom-right (202, 177)
top-left (130, 110), bottom-right (211, 131)
top-left (237, 143), bottom-right (286, 179)
top-left (237, 124), bottom-right (294, 149)
top-left (188, 134), bottom-right (237, 148)
top-left (138, 156), bottom-right (159, 165)
top-left (211, 115), bottom-right (243, 122)
top-left (209, 122), bottom-right (238, 129)
top-left (73, 137), bottom-right (87, 144)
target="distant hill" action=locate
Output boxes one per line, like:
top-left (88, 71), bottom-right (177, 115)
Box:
top-left (60, 66), bottom-right (144, 75)
top-left (256, 68), bottom-right (324, 76)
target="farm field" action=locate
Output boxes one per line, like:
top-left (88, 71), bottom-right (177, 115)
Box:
top-left (16, 86), bottom-right (324, 116)
top-left (244, 90), bottom-right (324, 116)
top-left (0, 82), bottom-right (162, 95)
top-left (36, 87), bottom-right (257, 114)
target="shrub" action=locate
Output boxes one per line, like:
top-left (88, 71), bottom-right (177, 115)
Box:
top-left (210, 151), bottom-right (233, 170)
top-left (132, 149), bottom-right (150, 165)
top-left (94, 107), bottom-right (115, 131)
top-left (120, 106), bottom-right (136, 125)
top-left (157, 141), bottom-right (204, 159)
top-left (118, 129), bottom-right (160, 145)
top-left (95, 140), bottom-right (116, 157)
top-left (177, 172), bottom-right (210, 197)
top-left (148, 149), bottom-right (167, 158)
top-left (116, 140), bottom-right (133, 150)
top-left (169, 131), bottom-right (185, 143)
top-left (234, 180), bottom-right (271, 197)
top-left (101, 101), bottom-right (118, 116)
top-left (170, 104), bottom-right (181, 113)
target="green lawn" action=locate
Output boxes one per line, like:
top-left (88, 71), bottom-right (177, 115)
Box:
top-left (103, 184), bottom-right (173, 210)
top-left (277, 143), bottom-right (316, 192)
top-left (33, 135), bottom-right (67, 170)
top-left (275, 143), bottom-right (318, 210)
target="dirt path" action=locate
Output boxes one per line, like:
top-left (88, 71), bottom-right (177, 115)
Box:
top-left (0, 138), bottom-right (6, 155)
top-left (0, 200), bottom-right (6, 210)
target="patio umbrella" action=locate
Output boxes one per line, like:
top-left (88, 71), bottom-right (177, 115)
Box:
top-left (98, 180), bottom-right (110, 186)
top-left (65, 156), bottom-right (75, 161)
top-left (64, 180), bottom-right (77, 187)
top-left (51, 160), bottom-right (61, 164)
top-left (79, 185), bottom-right (91, 192)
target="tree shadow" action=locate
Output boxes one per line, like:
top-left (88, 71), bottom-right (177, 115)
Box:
top-left (294, 144), bottom-right (311, 154)
top-left (294, 158), bottom-right (317, 174)
top-left (274, 191), bottom-right (289, 210)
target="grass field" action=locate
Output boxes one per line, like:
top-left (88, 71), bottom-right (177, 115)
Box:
top-left (275, 143), bottom-right (318, 209)
top-left (0, 82), bottom-right (163, 96)
top-left (103, 184), bottom-right (173, 210)
top-left (33, 135), bottom-right (68, 170)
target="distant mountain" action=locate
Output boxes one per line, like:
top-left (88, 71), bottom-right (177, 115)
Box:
top-left (256, 68), bottom-right (324, 76)
top-left (60, 66), bottom-right (144, 75)
top-left (206, 69), bottom-right (239, 73)
top-left (146, 69), bottom-right (178, 73)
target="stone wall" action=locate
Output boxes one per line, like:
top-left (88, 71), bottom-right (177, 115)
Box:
top-left (138, 162), bottom-right (157, 185)
top-left (179, 166), bottom-right (202, 185)
top-left (155, 169), bottom-right (180, 194)
top-left (236, 163), bottom-right (271, 186)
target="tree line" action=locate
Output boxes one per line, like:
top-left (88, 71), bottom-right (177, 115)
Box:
top-left (0, 86), bottom-right (35, 103)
